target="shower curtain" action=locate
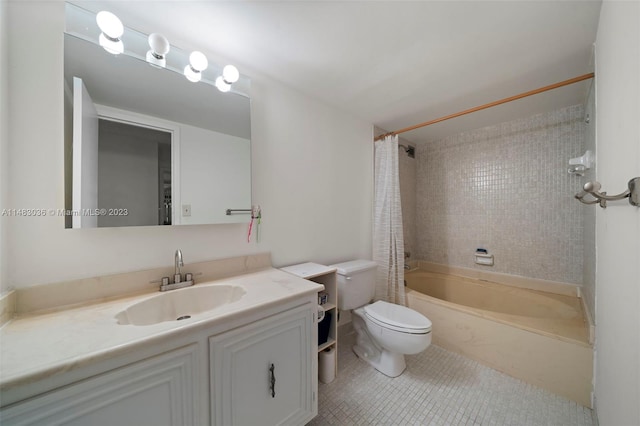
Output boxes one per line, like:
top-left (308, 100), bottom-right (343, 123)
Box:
top-left (373, 135), bottom-right (406, 305)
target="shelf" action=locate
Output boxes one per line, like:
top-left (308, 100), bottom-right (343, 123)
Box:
top-left (318, 338), bottom-right (336, 353)
top-left (280, 262), bottom-right (337, 280)
top-left (281, 261), bottom-right (338, 378)
top-left (321, 303), bottom-right (336, 311)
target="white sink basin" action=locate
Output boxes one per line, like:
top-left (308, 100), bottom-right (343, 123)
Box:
top-left (116, 284), bottom-right (246, 326)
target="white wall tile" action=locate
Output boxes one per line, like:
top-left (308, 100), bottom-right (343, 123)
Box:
top-left (415, 105), bottom-right (585, 284)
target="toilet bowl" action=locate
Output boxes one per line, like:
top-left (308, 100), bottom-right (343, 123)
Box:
top-left (352, 300), bottom-right (432, 377)
top-left (331, 260), bottom-right (432, 377)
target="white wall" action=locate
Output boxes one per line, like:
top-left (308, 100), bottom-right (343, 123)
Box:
top-left (6, 1), bottom-right (373, 288)
top-left (582, 80), bottom-right (596, 324)
top-left (0, 0), bottom-right (9, 294)
top-left (594, 1), bottom-right (640, 424)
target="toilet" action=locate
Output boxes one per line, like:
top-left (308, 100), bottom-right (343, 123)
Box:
top-left (331, 259), bottom-right (432, 377)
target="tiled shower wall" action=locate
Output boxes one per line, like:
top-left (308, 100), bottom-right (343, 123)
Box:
top-left (415, 105), bottom-right (586, 284)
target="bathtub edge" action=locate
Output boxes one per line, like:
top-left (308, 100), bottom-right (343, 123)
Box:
top-left (416, 261), bottom-right (580, 297)
top-left (406, 287), bottom-right (591, 348)
top-left (579, 292), bottom-right (596, 345)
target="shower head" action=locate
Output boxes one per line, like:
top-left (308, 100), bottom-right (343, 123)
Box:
top-left (398, 144), bottom-right (415, 158)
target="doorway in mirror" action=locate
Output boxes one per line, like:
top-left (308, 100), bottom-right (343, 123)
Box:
top-left (98, 119), bottom-right (172, 227)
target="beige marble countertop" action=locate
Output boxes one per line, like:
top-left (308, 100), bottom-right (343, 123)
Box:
top-left (0, 267), bottom-right (323, 391)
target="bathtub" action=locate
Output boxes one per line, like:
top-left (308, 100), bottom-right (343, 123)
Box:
top-left (405, 268), bottom-right (593, 407)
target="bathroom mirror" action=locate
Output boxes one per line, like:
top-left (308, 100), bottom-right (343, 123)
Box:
top-left (63, 5), bottom-right (252, 228)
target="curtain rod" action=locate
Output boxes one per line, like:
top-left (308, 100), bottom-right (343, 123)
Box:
top-left (374, 72), bottom-right (595, 142)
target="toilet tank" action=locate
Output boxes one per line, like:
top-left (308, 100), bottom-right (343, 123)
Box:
top-left (330, 260), bottom-right (378, 310)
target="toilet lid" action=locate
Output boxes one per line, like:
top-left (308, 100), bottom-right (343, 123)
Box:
top-left (364, 301), bottom-right (432, 332)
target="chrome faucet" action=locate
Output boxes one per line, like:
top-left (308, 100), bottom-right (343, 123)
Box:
top-left (175, 249), bottom-right (184, 281)
top-left (159, 249), bottom-right (194, 292)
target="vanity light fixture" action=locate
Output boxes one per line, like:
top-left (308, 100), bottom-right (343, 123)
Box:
top-left (146, 33), bottom-right (170, 68)
top-left (214, 65), bottom-right (240, 92)
top-left (96, 11), bottom-right (124, 55)
top-left (92, 8), bottom-right (241, 89)
top-left (184, 51), bottom-right (208, 83)
top-left (222, 65), bottom-right (240, 84)
top-left (215, 76), bottom-right (231, 92)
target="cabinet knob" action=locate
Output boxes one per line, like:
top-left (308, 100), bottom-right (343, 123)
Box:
top-left (269, 363), bottom-right (276, 398)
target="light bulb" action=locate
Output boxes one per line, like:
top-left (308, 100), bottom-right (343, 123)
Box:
top-left (222, 65), bottom-right (239, 84)
top-left (215, 76), bottom-right (231, 92)
top-left (189, 51), bottom-right (208, 72)
top-left (99, 33), bottom-right (124, 55)
top-left (96, 11), bottom-right (124, 39)
top-left (96, 11), bottom-right (124, 55)
top-left (184, 65), bottom-right (202, 83)
top-left (147, 33), bottom-right (170, 68)
top-left (148, 33), bottom-right (170, 55)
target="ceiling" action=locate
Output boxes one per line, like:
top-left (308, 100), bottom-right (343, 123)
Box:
top-left (72, 1), bottom-right (602, 144)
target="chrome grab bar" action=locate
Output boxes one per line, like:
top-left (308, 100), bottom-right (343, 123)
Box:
top-left (225, 208), bottom-right (252, 215)
top-left (575, 177), bottom-right (639, 208)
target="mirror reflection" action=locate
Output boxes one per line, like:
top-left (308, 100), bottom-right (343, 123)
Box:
top-left (98, 120), bottom-right (172, 227)
top-left (64, 19), bottom-right (252, 229)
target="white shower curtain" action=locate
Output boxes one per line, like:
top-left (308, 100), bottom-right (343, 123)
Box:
top-left (373, 135), bottom-right (406, 305)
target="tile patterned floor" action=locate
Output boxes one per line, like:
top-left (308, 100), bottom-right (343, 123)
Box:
top-left (309, 332), bottom-right (596, 426)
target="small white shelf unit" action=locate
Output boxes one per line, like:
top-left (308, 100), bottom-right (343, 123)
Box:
top-left (281, 262), bottom-right (338, 368)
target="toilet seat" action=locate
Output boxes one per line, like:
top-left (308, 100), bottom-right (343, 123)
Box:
top-left (364, 301), bottom-right (432, 334)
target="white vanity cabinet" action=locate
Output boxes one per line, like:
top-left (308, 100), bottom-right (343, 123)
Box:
top-left (209, 304), bottom-right (317, 426)
top-left (0, 296), bottom-right (318, 426)
top-left (0, 344), bottom-right (199, 426)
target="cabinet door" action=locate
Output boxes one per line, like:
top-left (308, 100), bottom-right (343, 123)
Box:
top-left (210, 305), bottom-right (316, 426)
top-left (0, 344), bottom-right (199, 426)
